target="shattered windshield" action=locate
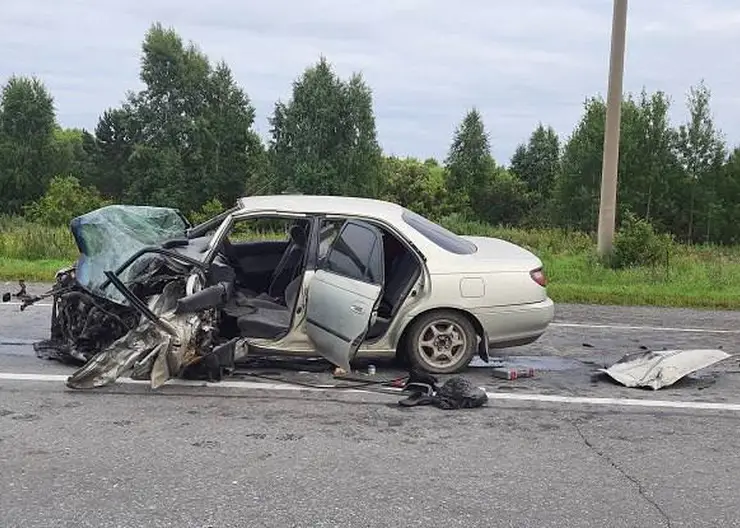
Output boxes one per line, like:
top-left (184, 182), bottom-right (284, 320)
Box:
top-left (70, 205), bottom-right (189, 302)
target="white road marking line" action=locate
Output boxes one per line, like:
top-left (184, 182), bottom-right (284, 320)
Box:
top-left (551, 322), bottom-right (739, 334)
top-left (0, 302), bottom-right (53, 307)
top-left (2, 371), bottom-right (740, 412)
top-left (482, 392), bottom-right (740, 412)
top-left (0, 373), bottom-right (369, 393)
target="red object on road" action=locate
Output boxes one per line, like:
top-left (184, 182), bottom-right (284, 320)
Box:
top-left (491, 367), bottom-right (535, 380)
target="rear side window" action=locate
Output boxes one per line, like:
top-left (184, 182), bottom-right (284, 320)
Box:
top-left (401, 209), bottom-right (477, 254)
top-left (325, 222), bottom-right (383, 284)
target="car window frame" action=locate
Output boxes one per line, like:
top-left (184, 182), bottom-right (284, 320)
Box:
top-left (321, 220), bottom-right (384, 286)
top-left (203, 210), bottom-right (309, 265)
top-left (317, 219), bottom-right (344, 262)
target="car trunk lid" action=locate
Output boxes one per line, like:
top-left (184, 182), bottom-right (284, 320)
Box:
top-left (461, 236), bottom-right (544, 271)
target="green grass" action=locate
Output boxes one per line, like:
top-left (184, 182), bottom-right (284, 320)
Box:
top-left (542, 253), bottom-right (740, 310)
top-left (439, 217), bottom-right (740, 310)
top-left (0, 258), bottom-right (71, 282)
top-left (2, 214), bottom-right (739, 310)
top-left (0, 216), bottom-right (78, 261)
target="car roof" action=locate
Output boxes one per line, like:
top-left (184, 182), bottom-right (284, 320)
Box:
top-left (237, 194), bottom-right (404, 219)
top-left (235, 194), bottom-right (479, 270)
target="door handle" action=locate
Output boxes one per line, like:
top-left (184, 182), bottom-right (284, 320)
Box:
top-left (350, 304), bottom-right (364, 315)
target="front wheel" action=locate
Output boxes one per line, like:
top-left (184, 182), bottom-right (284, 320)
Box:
top-left (404, 310), bottom-right (477, 374)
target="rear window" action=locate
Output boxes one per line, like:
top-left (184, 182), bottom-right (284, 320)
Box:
top-left (401, 210), bottom-right (477, 255)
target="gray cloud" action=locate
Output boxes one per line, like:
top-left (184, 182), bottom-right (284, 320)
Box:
top-left (1, 0), bottom-right (739, 163)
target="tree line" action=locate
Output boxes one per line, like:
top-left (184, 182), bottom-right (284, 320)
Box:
top-left (1, 23), bottom-right (738, 245)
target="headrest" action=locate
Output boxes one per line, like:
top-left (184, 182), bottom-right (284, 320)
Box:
top-left (290, 224), bottom-right (308, 247)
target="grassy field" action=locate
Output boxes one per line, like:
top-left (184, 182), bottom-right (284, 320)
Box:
top-left (447, 219), bottom-right (740, 310)
top-left (2, 215), bottom-right (739, 310)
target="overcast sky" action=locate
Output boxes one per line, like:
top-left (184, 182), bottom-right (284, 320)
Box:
top-left (2, 0), bottom-right (739, 163)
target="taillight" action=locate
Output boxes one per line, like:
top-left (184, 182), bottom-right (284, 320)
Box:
top-left (530, 267), bottom-right (547, 287)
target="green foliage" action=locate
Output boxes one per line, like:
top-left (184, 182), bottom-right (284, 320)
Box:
top-left (5, 22), bottom-right (740, 311)
top-left (610, 212), bottom-right (674, 269)
top-left (379, 157), bottom-right (448, 219)
top-left (509, 124), bottom-right (560, 225)
top-left (553, 96), bottom-right (608, 231)
top-left (443, 109), bottom-right (532, 226)
top-left (0, 215), bottom-right (77, 261)
top-left (444, 108), bottom-right (494, 215)
top-left (713, 148), bottom-right (740, 244)
top-left (90, 107), bottom-right (135, 198)
top-left (189, 197), bottom-right (226, 225)
top-left (269, 57), bottom-right (382, 197)
top-left (475, 166), bottom-right (531, 226)
top-left (0, 76), bottom-right (58, 213)
top-left (0, 258), bottom-right (73, 282)
top-left (553, 86), bottom-right (736, 246)
top-left (94, 23), bottom-right (264, 212)
top-left (674, 81), bottom-right (726, 242)
top-left (49, 128), bottom-right (100, 193)
top-left (617, 90), bottom-right (682, 234)
top-left (24, 175), bottom-right (110, 227)
top-left (438, 214), bottom-right (594, 255)
top-left (0, 76), bottom-right (55, 141)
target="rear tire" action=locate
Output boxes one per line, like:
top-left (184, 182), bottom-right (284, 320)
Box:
top-left (404, 310), bottom-right (477, 374)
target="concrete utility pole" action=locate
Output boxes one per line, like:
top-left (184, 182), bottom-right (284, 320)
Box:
top-left (597, 0), bottom-right (628, 257)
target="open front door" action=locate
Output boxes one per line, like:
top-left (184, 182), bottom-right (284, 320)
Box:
top-left (305, 220), bottom-right (385, 372)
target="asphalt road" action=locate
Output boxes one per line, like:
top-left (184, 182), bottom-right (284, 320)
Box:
top-left (1, 284), bottom-right (740, 527)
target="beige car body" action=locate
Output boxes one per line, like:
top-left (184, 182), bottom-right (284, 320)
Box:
top-left (210, 195), bottom-right (555, 371)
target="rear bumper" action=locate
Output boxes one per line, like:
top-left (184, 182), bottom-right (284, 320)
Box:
top-left (472, 298), bottom-right (555, 348)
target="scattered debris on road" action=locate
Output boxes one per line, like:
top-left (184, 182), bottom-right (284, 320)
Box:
top-left (9, 207), bottom-right (736, 400)
top-left (598, 349), bottom-right (734, 390)
top-left (2, 280), bottom-right (32, 304)
top-left (398, 370), bottom-right (488, 409)
top-left (490, 366), bottom-right (536, 380)
top-left (470, 355), bottom-right (585, 379)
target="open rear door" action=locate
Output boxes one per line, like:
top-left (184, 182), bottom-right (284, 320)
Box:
top-left (305, 220), bottom-right (385, 372)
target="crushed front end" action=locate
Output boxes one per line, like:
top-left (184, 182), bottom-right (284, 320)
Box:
top-left (33, 267), bottom-right (140, 365)
top-left (24, 204), bottom-right (241, 389)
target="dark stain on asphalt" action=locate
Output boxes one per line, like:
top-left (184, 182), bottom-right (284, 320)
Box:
top-left (276, 433), bottom-right (303, 441)
top-left (191, 439), bottom-right (220, 449)
top-left (25, 448), bottom-right (52, 456)
top-left (11, 413), bottom-right (39, 422)
top-left (537, 422), bottom-right (561, 431)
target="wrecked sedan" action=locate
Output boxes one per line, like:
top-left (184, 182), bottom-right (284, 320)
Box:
top-left (25, 195), bottom-right (554, 389)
